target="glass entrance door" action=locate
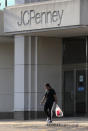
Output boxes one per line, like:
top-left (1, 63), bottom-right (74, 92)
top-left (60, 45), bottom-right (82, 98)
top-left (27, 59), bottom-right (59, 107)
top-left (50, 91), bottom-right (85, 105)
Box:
top-left (76, 70), bottom-right (86, 114)
top-left (64, 71), bottom-right (74, 116)
top-left (63, 37), bottom-right (88, 116)
top-left (64, 70), bottom-right (86, 116)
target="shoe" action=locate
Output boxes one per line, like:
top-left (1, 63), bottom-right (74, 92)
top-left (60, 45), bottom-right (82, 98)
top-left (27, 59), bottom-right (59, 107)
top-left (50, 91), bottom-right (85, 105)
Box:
top-left (46, 117), bottom-right (49, 122)
top-left (47, 120), bottom-right (52, 124)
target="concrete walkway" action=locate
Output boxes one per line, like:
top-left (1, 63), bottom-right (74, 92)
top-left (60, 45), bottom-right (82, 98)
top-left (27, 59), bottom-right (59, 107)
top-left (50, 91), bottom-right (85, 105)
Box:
top-left (0, 117), bottom-right (88, 128)
top-left (47, 117), bottom-right (88, 128)
top-left (0, 118), bottom-right (87, 131)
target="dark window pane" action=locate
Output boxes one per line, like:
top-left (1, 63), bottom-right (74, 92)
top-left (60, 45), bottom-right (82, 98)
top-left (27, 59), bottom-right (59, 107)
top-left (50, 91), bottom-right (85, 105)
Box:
top-left (63, 37), bottom-right (86, 64)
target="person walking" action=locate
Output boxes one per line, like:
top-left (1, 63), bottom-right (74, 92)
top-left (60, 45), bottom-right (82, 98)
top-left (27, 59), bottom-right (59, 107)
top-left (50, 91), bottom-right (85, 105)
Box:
top-left (40, 83), bottom-right (57, 123)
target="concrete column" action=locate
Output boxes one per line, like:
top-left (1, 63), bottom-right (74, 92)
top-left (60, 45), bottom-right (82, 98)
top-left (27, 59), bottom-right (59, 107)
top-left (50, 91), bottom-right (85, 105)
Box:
top-left (14, 36), bottom-right (38, 120)
top-left (24, 36), bottom-right (38, 119)
top-left (30, 37), bottom-right (38, 112)
top-left (14, 36), bottom-right (25, 120)
top-left (24, 36), bottom-right (32, 113)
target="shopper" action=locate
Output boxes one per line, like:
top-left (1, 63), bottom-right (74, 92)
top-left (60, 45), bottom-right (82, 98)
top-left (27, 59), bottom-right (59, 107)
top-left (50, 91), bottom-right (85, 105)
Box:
top-left (40, 83), bottom-right (57, 123)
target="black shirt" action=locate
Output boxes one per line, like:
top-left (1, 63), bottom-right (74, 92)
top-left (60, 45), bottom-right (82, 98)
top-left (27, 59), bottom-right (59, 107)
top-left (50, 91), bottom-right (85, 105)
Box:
top-left (45, 88), bottom-right (56, 104)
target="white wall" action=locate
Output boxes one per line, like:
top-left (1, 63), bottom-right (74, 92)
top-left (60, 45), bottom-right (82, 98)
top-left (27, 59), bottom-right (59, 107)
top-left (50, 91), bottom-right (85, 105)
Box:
top-left (0, 11), bottom-right (4, 35)
top-left (14, 36), bottom-right (25, 112)
top-left (22, 36), bottom-right (62, 112)
top-left (37, 37), bottom-right (62, 111)
top-left (80, 0), bottom-right (88, 25)
top-left (0, 37), bottom-right (14, 112)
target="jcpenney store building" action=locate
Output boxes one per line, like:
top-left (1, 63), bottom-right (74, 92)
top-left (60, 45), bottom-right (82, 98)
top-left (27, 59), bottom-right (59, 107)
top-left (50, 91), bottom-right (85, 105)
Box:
top-left (0, 0), bottom-right (88, 119)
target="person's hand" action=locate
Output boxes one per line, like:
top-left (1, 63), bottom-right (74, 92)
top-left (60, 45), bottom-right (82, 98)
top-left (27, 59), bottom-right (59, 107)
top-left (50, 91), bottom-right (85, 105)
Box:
top-left (40, 102), bottom-right (42, 105)
top-left (40, 101), bottom-right (43, 105)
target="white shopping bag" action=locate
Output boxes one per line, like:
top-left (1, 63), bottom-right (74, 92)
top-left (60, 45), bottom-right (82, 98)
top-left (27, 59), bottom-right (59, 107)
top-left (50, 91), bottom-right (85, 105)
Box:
top-left (55, 104), bottom-right (63, 117)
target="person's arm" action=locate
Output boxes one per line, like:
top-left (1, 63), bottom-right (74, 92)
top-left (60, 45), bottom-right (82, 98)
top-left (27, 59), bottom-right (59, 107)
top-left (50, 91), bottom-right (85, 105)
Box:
top-left (54, 94), bottom-right (58, 104)
top-left (40, 96), bottom-right (46, 105)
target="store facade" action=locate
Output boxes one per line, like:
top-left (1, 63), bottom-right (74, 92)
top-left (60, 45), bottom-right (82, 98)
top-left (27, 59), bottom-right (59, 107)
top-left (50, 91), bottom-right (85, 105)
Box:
top-left (0, 0), bottom-right (88, 119)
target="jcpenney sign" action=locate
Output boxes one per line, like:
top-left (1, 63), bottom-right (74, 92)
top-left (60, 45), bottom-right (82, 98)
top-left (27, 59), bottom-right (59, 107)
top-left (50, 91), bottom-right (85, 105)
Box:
top-left (4, 0), bottom-right (80, 33)
top-left (17, 9), bottom-right (64, 26)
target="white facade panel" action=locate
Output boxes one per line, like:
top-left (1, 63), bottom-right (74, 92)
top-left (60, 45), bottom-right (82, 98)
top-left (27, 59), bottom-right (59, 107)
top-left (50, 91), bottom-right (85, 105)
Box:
top-left (0, 94), bottom-right (13, 112)
top-left (14, 36), bottom-right (24, 65)
top-left (0, 11), bottom-right (4, 35)
top-left (14, 36), bottom-right (25, 112)
top-left (37, 37), bottom-right (62, 110)
top-left (14, 93), bottom-right (24, 111)
top-left (80, 0), bottom-right (88, 25)
top-left (0, 40), bottom-right (14, 112)
top-left (15, 65), bottom-right (24, 93)
top-left (4, 0), bottom-right (80, 33)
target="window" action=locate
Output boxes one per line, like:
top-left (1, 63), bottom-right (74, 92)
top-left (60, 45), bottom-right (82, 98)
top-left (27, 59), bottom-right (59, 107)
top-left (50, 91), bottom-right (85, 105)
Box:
top-left (0, 0), bottom-right (15, 10)
top-left (25, 0), bottom-right (50, 3)
top-left (63, 37), bottom-right (86, 64)
top-left (7, 0), bottom-right (15, 6)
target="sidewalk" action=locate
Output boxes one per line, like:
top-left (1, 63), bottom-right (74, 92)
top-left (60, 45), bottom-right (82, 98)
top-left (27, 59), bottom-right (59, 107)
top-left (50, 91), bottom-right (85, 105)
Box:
top-left (47, 117), bottom-right (88, 128)
top-left (0, 117), bottom-right (87, 129)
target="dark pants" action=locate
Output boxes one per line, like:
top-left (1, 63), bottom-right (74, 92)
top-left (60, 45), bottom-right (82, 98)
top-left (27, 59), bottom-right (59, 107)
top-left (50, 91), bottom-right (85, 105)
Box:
top-left (44, 102), bottom-right (53, 120)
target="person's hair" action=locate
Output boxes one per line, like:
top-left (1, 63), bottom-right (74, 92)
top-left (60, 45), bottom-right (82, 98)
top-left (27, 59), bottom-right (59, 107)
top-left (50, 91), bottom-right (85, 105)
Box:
top-left (45, 83), bottom-right (51, 88)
